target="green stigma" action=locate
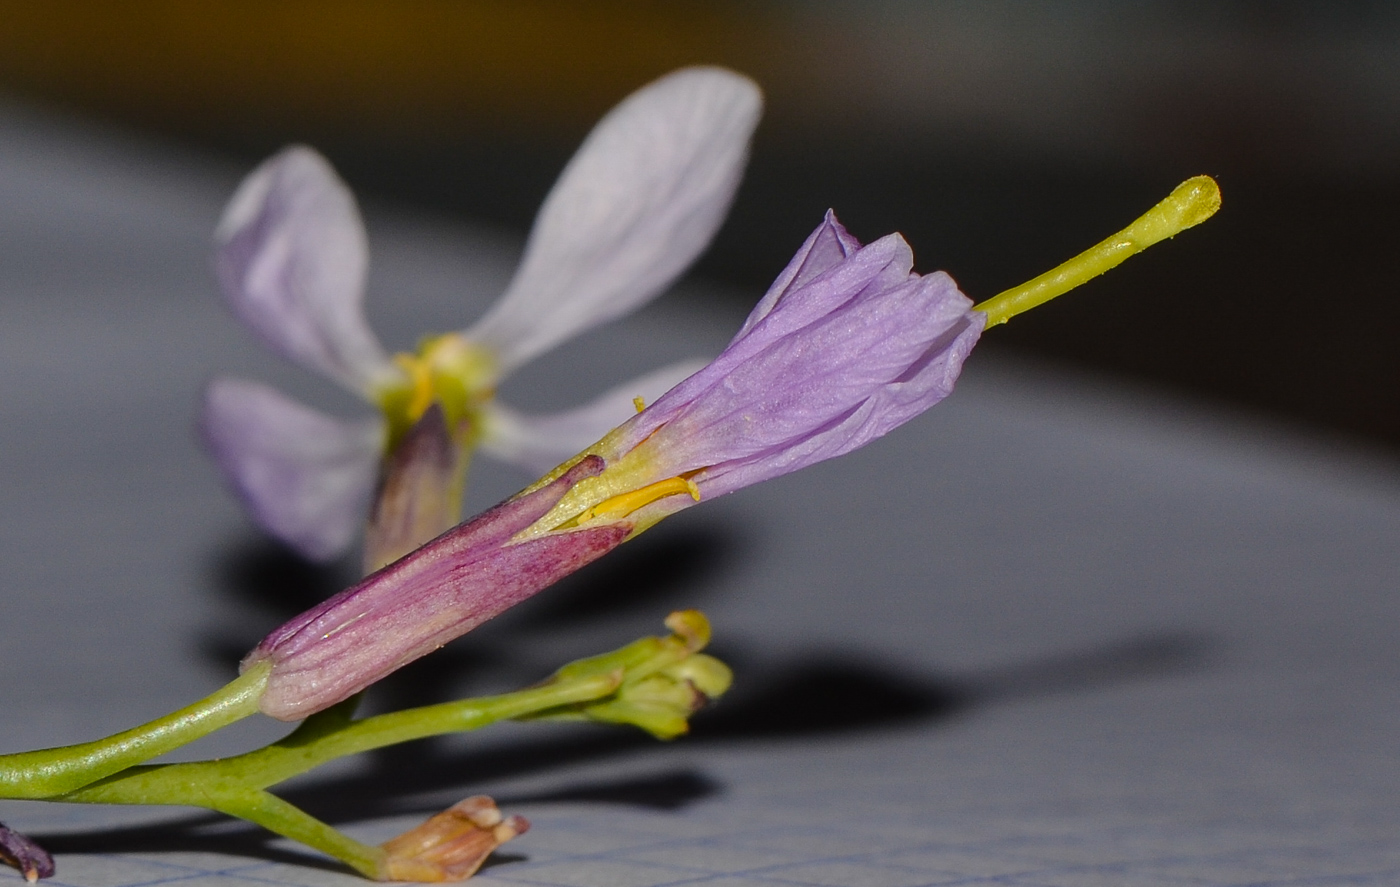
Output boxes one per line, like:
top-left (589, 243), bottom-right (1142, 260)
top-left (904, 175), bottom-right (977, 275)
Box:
top-left (973, 175), bottom-right (1221, 327)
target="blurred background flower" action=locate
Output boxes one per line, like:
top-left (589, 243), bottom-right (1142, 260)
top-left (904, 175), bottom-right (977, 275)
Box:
top-left (0, 0), bottom-right (1396, 444)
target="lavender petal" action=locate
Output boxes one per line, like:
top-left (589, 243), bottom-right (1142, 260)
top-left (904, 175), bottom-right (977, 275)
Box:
top-left (481, 359), bottom-right (707, 474)
top-left (608, 227), bottom-right (921, 456)
top-left (202, 377), bottom-right (383, 562)
top-left (732, 209), bottom-right (862, 340)
top-left (465, 67), bottom-right (762, 375)
top-left (215, 146), bottom-right (396, 395)
top-left (584, 214), bottom-right (983, 514)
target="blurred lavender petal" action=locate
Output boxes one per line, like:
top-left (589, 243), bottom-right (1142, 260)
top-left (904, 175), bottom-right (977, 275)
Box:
top-left (465, 66), bottom-right (762, 374)
top-left (480, 358), bottom-right (707, 474)
top-left (215, 146), bottom-right (397, 395)
top-left (202, 377), bottom-right (384, 562)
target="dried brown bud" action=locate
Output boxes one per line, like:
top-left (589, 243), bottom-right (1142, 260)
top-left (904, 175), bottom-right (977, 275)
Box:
top-left (379, 796), bottom-right (528, 882)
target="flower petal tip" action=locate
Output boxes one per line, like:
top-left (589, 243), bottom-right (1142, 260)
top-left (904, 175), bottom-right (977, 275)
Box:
top-left (214, 145), bottom-right (394, 394)
top-left (201, 377), bottom-right (383, 562)
top-left (465, 66), bottom-right (762, 372)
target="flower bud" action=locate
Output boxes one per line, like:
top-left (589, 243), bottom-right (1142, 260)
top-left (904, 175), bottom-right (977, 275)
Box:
top-left (523, 611), bottom-right (733, 739)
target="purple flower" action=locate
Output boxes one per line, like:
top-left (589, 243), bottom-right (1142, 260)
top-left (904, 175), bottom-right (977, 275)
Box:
top-left (203, 67), bottom-right (762, 562)
top-left (514, 210), bottom-right (985, 536)
top-left (244, 211), bottom-right (984, 720)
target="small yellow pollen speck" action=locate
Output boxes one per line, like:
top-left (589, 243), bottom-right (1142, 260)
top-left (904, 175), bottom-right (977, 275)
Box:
top-left (633, 396), bottom-right (646, 413)
top-left (575, 476), bottom-right (700, 524)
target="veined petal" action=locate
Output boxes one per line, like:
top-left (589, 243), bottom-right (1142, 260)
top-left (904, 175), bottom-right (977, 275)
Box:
top-left (466, 67), bottom-right (762, 375)
top-left (733, 209), bottom-right (862, 340)
top-left (201, 377), bottom-right (384, 562)
top-left (480, 359), bottom-right (707, 475)
top-left (615, 230), bottom-right (917, 451)
top-left (695, 290), bottom-right (984, 497)
top-left (636, 268), bottom-right (981, 494)
top-left (215, 146), bottom-right (397, 395)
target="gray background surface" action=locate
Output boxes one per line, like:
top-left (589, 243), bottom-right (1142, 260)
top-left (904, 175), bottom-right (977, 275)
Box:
top-left (2, 104), bottom-right (1400, 886)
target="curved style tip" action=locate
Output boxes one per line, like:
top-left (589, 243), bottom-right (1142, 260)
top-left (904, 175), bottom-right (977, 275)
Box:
top-left (1166, 175), bottom-right (1222, 234)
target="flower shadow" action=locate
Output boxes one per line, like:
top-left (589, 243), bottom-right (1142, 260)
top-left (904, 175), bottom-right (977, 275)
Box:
top-left (178, 525), bottom-right (1217, 873)
top-left (32, 813), bottom-right (349, 875)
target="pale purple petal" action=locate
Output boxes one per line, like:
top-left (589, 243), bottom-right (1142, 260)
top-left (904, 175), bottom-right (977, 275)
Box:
top-left (732, 209), bottom-right (862, 340)
top-left (246, 457), bottom-right (624, 720)
top-left (696, 295), bottom-right (983, 497)
top-left (465, 67), bottom-right (762, 375)
top-left (215, 146), bottom-right (397, 395)
top-left (480, 359), bottom-right (707, 474)
top-left (615, 229), bottom-right (918, 450)
top-left (652, 271), bottom-right (980, 489)
top-left (591, 213), bottom-right (984, 513)
top-left (202, 377), bottom-right (384, 562)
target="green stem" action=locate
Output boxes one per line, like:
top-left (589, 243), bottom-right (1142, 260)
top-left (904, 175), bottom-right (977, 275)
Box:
top-left (207, 789), bottom-right (384, 878)
top-left (973, 176), bottom-right (1220, 327)
top-left (0, 662), bottom-right (269, 799)
top-left (0, 615), bottom-right (709, 880)
top-left (44, 672), bottom-right (618, 880)
top-left (59, 672), bottom-right (618, 805)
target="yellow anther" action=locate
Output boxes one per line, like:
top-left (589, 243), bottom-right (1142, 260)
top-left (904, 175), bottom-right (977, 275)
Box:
top-left (633, 396), bottom-right (646, 414)
top-left (575, 477), bottom-right (700, 524)
top-left (392, 353), bottom-right (436, 423)
top-left (379, 335), bottom-right (500, 449)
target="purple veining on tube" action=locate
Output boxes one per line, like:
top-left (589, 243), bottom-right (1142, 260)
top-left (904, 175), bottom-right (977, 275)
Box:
top-left (244, 457), bottom-right (626, 720)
